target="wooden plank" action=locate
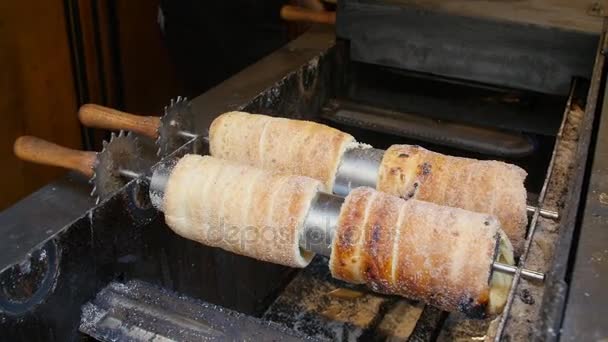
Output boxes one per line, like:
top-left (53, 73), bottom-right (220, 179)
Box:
top-left (0, 2), bottom-right (81, 210)
top-left (385, 0), bottom-right (605, 33)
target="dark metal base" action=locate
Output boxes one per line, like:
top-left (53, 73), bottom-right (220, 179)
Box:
top-left (80, 280), bottom-right (310, 341)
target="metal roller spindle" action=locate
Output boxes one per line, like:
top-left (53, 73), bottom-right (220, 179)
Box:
top-left (121, 159), bottom-right (545, 283)
top-left (300, 191), bottom-right (546, 282)
top-left (492, 262), bottom-right (545, 281)
top-left (526, 205), bottom-right (559, 220)
top-left (334, 147), bottom-right (555, 221)
top-left (118, 169), bottom-right (142, 180)
top-left (117, 163), bottom-right (170, 212)
top-left (333, 146), bottom-right (384, 197)
top-left (149, 162), bottom-right (172, 211)
top-left (177, 131), bottom-right (198, 139)
top-left (299, 192), bottom-right (344, 256)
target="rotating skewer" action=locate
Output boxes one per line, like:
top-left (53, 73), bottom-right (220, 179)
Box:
top-left (13, 136), bottom-right (546, 282)
top-left (14, 133), bottom-right (153, 204)
top-left (141, 165), bottom-right (547, 282)
top-left (336, 147), bottom-right (560, 220)
top-left (79, 108), bottom-right (560, 221)
top-left (526, 205), bottom-right (559, 220)
top-left (301, 191), bottom-right (546, 282)
top-left (78, 97), bottom-right (197, 157)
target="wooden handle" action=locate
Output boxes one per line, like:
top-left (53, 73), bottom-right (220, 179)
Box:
top-left (14, 136), bottom-right (97, 178)
top-left (280, 5), bottom-right (336, 25)
top-left (78, 104), bottom-right (161, 139)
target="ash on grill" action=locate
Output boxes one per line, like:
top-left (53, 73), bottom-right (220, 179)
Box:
top-left (499, 100), bottom-right (587, 341)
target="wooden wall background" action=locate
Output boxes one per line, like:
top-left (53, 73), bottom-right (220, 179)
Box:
top-left (0, 0), bottom-right (182, 210)
top-left (0, 2), bottom-right (81, 210)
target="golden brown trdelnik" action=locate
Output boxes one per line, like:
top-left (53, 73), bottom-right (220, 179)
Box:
top-left (209, 113), bottom-right (527, 254)
top-left (330, 187), bottom-right (514, 317)
top-left (163, 154), bottom-right (321, 268)
top-left (209, 111), bottom-right (355, 192)
top-left (378, 145), bottom-right (528, 254)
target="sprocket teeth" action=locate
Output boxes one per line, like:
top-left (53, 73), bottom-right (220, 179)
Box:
top-left (95, 196), bottom-right (101, 205)
top-left (90, 186), bottom-right (97, 197)
top-left (157, 95), bottom-right (191, 157)
top-left (93, 131), bottom-right (144, 203)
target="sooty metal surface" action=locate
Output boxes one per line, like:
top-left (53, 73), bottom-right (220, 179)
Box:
top-left (322, 100), bottom-right (535, 158)
top-left (561, 42), bottom-right (608, 340)
top-left (80, 280), bottom-right (313, 342)
top-left (0, 173), bottom-right (94, 272)
top-left (336, 0), bottom-right (598, 95)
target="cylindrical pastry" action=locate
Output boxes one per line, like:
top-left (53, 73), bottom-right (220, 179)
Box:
top-left (378, 145), bottom-right (528, 254)
top-left (209, 111), bottom-right (355, 192)
top-left (329, 187), bottom-right (514, 317)
top-left (163, 154), bottom-right (321, 268)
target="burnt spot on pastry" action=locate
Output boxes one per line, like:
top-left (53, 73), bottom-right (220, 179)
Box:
top-left (390, 167), bottom-right (402, 175)
top-left (371, 224), bottom-right (381, 244)
top-left (398, 153), bottom-right (409, 158)
top-left (405, 191), bottom-right (417, 199)
top-left (457, 296), bottom-right (487, 319)
top-left (363, 262), bottom-right (386, 292)
top-left (339, 224), bottom-right (358, 249)
top-left (419, 162), bottom-right (432, 176)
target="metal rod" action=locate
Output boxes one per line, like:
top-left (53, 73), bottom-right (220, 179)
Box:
top-left (492, 262), bottom-right (545, 281)
top-left (118, 169), bottom-right (141, 180)
top-left (526, 205), bottom-right (559, 220)
top-left (300, 190), bottom-right (546, 283)
top-left (333, 147), bottom-right (384, 197)
top-left (177, 131), bottom-right (198, 139)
